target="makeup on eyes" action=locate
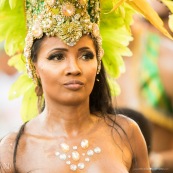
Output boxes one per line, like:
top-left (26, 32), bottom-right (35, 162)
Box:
top-left (77, 47), bottom-right (95, 60)
top-left (80, 51), bottom-right (95, 60)
top-left (47, 47), bottom-right (95, 61)
top-left (47, 48), bottom-right (67, 61)
top-left (47, 53), bottom-right (65, 61)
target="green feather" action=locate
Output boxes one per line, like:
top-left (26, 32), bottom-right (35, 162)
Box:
top-left (0, 0), bottom-right (6, 9)
top-left (9, 0), bottom-right (17, 9)
top-left (8, 74), bottom-right (34, 100)
top-left (0, 0), bottom-right (26, 55)
top-left (8, 73), bottom-right (38, 122)
top-left (107, 76), bottom-right (121, 96)
top-left (100, 1), bottom-right (134, 79)
top-left (21, 86), bottom-right (38, 122)
top-left (8, 54), bottom-right (26, 72)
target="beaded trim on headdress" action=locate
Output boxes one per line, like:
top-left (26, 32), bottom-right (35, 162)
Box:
top-left (24, 0), bottom-right (104, 80)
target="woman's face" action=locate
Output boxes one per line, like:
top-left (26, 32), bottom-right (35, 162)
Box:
top-left (34, 35), bottom-right (98, 106)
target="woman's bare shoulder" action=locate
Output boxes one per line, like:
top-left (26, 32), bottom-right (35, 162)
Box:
top-left (116, 113), bottom-right (145, 140)
top-left (0, 132), bottom-right (18, 173)
top-left (108, 113), bottom-right (140, 134)
top-left (0, 131), bottom-right (18, 153)
top-left (107, 113), bottom-right (145, 147)
top-left (113, 114), bottom-right (150, 170)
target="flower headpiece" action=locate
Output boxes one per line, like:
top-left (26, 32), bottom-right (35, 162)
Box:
top-left (24, 0), bottom-right (103, 81)
top-left (0, 0), bottom-right (173, 121)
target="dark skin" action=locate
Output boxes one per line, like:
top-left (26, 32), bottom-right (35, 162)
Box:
top-left (0, 36), bottom-right (150, 173)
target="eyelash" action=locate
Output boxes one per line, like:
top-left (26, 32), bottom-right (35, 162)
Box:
top-left (81, 52), bottom-right (94, 60)
top-left (47, 53), bottom-right (64, 61)
top-left (47, 52), bottom-right (94, 61)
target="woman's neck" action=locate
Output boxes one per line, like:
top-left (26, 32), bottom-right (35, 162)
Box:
top-left (38, 100), bottom-right (96, 138)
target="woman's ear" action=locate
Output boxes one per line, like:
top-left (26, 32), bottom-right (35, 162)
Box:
top-left (33, 62), bottom-right (43, 96)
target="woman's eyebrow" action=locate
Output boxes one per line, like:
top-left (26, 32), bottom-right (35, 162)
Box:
top-left (78, 47), bottom-right (91, 51)
top-left (48, 48), bottom-right (68, 54)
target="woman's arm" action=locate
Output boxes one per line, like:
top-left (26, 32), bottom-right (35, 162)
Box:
top-left (0, 133), bottom-right (17, 173)
top-left (129, 119), bottom-right (151, 173)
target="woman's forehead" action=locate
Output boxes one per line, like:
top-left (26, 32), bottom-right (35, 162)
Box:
top-left (40, 35), bottom-right (95, 51)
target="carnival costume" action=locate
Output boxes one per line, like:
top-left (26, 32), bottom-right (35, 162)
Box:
top-left (0, 0), bottom-right (173, 122)
top-left (139, 30), bottom-right (173, 132)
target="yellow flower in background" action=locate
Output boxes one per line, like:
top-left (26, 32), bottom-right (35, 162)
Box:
top-left (169, 14), bottom-right (173, 32)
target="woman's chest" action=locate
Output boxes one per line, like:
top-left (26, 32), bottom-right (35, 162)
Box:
top-left (17, 155), bottom-right (129, 173)
top-left (16, 138), bottom-right (131, 173)
top-left (16, 122), bottom-right (132, 173)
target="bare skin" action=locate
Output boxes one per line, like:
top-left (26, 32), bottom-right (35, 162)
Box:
top-left (0, 36), bottom-right (150, 173)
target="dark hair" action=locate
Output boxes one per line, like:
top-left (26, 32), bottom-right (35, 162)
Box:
top-left (90, 62), bottom-right (115, 114)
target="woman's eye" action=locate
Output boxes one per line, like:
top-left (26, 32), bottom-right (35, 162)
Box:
top-left (47, 53), bottom-right (65, 61)
top-left (81, 52), bottom-right (94, 60)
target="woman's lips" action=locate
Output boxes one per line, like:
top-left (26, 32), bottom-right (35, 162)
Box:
top-left (63, 80), bottom-right (84, 90)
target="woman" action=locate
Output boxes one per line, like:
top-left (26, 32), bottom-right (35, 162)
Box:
top-left (0, 0), bottom-right (171, 172)
top-left (0, 34), bottom-right (150, 172)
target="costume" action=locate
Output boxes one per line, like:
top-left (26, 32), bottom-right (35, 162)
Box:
top-left (139, 31), bottom-right (173, 132)
top-left (0, 0), bottom-right (172, 122)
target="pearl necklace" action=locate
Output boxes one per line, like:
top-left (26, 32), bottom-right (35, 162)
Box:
top-left (55, 139), bottom-right (101, 171)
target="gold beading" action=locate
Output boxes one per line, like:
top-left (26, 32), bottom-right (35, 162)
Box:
top-left (24, 0), bottom-right (104, 80)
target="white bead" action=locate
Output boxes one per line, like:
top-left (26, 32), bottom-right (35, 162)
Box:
top-left (55, 139), bottom-right (102, 171)
top-left (87, 150), bottom-right (94, 156)
top-left (78, 163), bottom-right (85, 170)
top-left (25, 33), bottom-right (33, 47)
top-left (24, 49), bottom-right (31, 58)
top-left (73, 146), bottom-right (78, 150)
top-left (66, 160), bottom-right (71, 165)
top-left (59, 154), bottom-right (67, 160)
top-left (32, 23), bottom-right (43, 38)
top-left (70, 164), bottom-right (77, 171)
top-left (99, 49), bottom-right (104, 58)
top-left (81, 139), bottom-right (89, 149)
top-left (94, 147), bottom-right (101, 154)
top-left (72, 151), bottom-right (80, 161)
top-left (85, 157), bottom-right (90, 162)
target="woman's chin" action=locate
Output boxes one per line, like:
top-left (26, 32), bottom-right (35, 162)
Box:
top-left (52, 96), bottom-right (89, 106)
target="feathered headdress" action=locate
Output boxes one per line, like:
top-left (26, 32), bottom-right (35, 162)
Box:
top-left (0, 0), bottom-right (172, 122)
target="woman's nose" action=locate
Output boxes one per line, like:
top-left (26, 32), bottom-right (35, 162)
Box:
top-left (65, 58), bottom-right (81, 76)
